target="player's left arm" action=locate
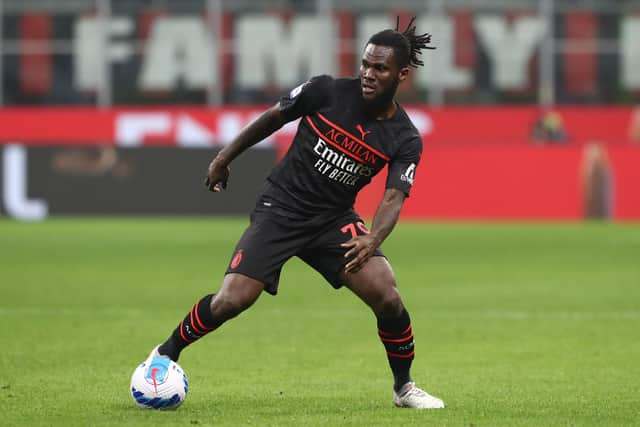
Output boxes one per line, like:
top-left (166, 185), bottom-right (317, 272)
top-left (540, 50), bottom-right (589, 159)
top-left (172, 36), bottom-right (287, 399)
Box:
top-left (342, 188), bottom-right (405, 273)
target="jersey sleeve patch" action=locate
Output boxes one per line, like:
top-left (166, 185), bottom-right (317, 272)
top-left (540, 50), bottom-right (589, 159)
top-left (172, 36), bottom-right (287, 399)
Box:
top-left (385, 137), bottom-right (422, 196)
top-left (400, 163), bottom-right (417, 185)
top-left (278, 75), bottom-right (334, 120)
top-left (289, 82), bottom-right (306, 99)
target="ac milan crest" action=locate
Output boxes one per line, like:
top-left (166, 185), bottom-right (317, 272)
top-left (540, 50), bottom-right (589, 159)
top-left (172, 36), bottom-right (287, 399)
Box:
top-left (230, 249), bottom-right (243, 269)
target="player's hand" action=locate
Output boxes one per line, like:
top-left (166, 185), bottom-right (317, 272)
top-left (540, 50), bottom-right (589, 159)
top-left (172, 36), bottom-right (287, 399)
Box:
top-left (341, 234), bottom-right (378, 274)
top-left (204, 158), bottom-right (230, 192)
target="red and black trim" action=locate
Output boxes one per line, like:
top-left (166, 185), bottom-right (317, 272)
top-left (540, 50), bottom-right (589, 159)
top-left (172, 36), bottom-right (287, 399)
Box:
top-left (316, 113), bottom-right (390, 161)
top-left (175, 294), bottom-right (218, 344)
top-left (304, 113), bottom-right (389, 168)
top-left (377, 309), bottom-right (415, 388)
top-left (378, 324), bottom-right (415, 359)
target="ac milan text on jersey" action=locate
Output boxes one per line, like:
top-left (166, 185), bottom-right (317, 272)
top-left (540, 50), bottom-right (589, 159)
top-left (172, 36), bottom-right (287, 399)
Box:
top-left (260, 75), bottom-right (423, 219)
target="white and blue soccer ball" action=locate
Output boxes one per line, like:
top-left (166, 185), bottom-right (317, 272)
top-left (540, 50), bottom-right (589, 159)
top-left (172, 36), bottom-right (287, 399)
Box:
top-left (130, 357), bottom-right (188, 409)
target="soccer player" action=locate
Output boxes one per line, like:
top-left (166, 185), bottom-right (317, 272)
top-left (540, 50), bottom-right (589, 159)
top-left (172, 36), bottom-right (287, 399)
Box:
top-left (146, 17), bottom-right (444, 409)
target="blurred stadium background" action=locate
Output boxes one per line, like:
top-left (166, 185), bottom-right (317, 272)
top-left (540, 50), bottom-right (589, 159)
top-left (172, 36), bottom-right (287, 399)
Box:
top-left (0, 0), bottom-right (639, 221)
top-left (2, 2), bottom-right (640, 425)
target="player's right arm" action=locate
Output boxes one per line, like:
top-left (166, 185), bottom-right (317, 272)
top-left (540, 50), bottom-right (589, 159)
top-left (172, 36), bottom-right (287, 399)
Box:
top-left (206, 75), bottom-right (334, 192)
top-left (206, 104), bottom-right (289, 192)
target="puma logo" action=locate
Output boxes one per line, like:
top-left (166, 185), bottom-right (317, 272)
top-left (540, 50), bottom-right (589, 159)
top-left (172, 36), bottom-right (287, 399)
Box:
top-left (356, 124), bottom-right (371, 140)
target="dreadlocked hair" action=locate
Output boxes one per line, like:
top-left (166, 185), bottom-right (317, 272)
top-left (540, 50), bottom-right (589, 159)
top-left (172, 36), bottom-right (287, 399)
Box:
top-left (367, 16), bottom-right (435, 69)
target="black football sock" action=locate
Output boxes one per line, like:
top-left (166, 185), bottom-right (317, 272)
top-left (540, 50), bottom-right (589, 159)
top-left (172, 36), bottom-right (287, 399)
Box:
top-left (377, 309), bottom-right (414, 392)
top-left (158, 293), bottom-right (219, 361)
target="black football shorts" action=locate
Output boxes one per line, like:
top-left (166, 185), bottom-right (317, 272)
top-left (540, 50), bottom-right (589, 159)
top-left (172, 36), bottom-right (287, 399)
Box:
top-left (225, 208), bottom-right (385, 295)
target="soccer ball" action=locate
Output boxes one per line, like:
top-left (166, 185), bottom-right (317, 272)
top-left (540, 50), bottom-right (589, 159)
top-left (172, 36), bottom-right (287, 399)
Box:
top-left (130, 357), bottom-right (188, 409)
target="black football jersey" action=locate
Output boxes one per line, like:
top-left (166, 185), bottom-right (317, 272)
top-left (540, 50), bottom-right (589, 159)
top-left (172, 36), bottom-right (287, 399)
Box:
top-left (258, 75), bottom-right (422, 219)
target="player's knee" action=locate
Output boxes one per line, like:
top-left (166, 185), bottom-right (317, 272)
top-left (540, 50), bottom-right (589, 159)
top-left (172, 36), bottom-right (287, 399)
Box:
top-left (373, 288), bottom-right (404, 318)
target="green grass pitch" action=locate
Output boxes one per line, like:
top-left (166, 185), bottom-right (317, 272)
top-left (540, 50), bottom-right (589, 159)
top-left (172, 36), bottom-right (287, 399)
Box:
top-left (1, 217), bottom-right (639, 426)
